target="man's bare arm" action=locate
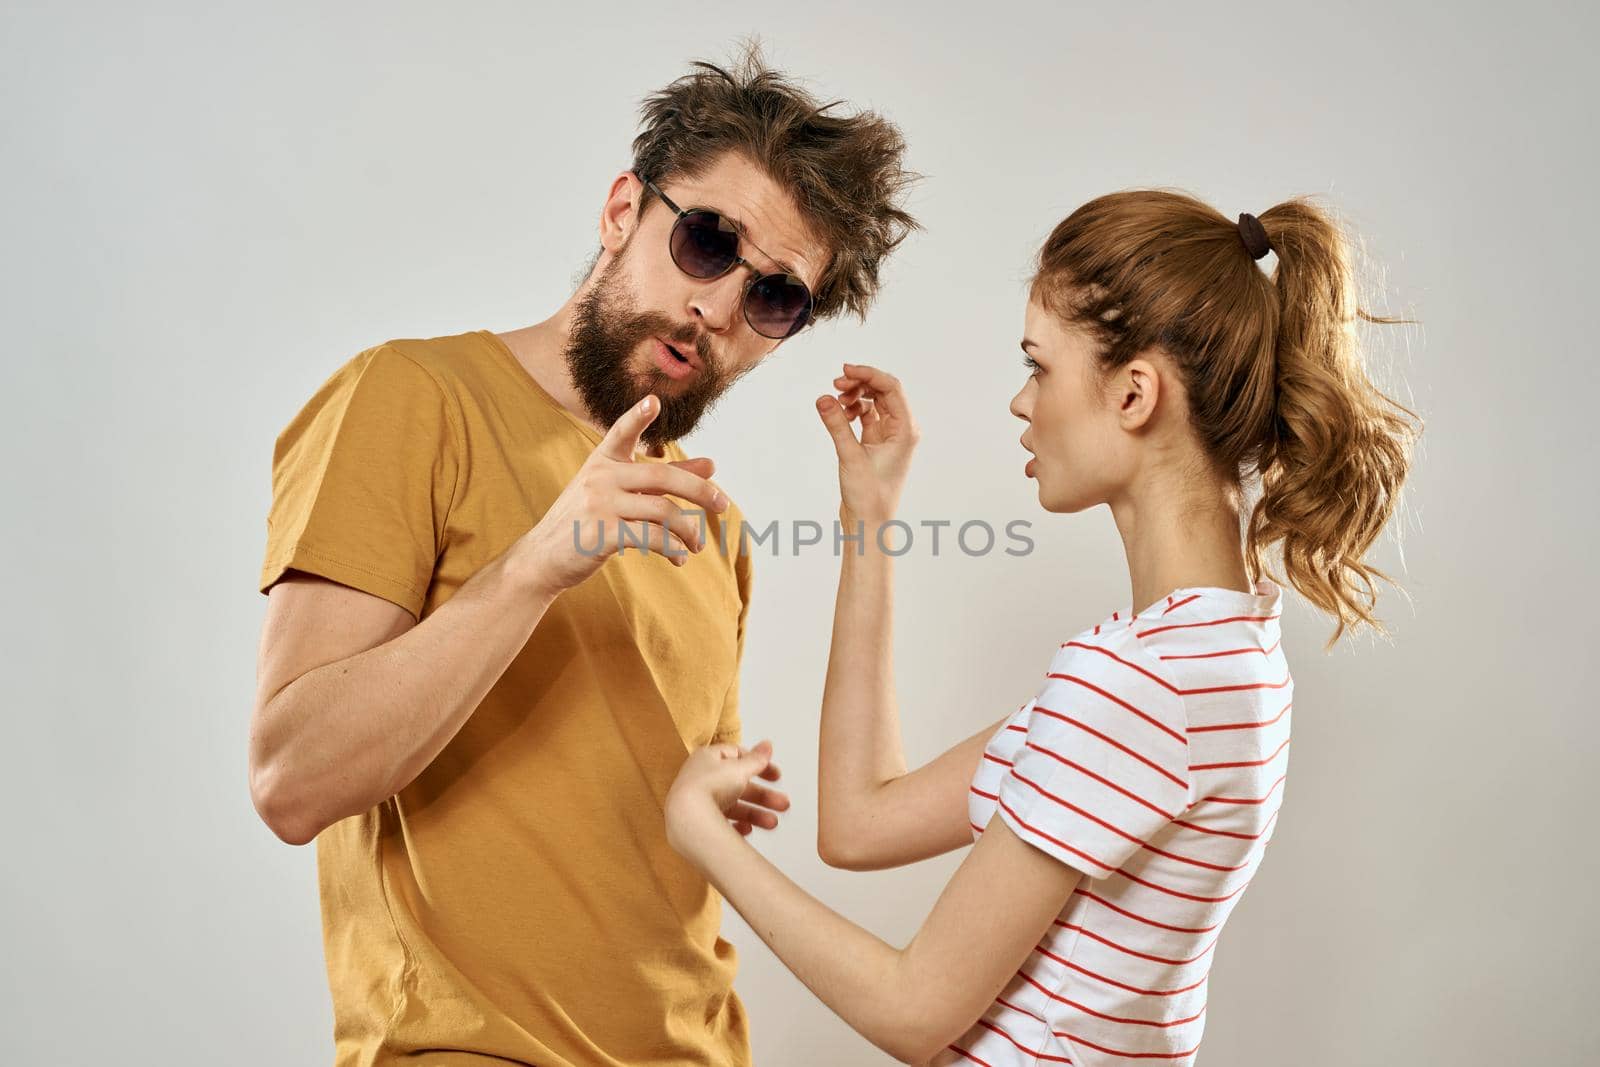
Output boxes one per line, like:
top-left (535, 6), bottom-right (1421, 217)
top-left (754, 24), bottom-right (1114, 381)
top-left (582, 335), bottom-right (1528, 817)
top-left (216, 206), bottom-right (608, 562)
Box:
top-left (248, 393), bottom-right (724, 844)
top-left (249, 555), bottom-right (556, 844)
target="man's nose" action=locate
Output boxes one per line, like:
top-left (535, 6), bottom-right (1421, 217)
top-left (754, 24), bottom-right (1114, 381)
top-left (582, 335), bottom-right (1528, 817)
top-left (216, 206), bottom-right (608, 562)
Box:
top-left (688, 271), bottom-right (746, 334)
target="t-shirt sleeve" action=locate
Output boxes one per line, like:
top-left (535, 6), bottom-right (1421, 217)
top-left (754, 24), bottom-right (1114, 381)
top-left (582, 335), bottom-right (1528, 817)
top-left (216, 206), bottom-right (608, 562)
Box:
top-left (996, 630), bottom-right (1191, 878)
top-left (258, 344), bottom-right (461, 620)
top-left (710, 530), bottom-right (753, 746)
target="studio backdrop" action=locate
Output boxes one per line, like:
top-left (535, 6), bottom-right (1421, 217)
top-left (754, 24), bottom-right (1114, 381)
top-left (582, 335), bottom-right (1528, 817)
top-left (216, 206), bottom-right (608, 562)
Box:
top-left (1, 2), bottom-right (1595, 1064)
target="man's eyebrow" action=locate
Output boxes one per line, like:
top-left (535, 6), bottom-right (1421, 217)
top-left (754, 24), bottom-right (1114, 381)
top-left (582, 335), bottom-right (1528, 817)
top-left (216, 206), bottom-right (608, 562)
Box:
top-left (723, 212), bottom-right (803, 280)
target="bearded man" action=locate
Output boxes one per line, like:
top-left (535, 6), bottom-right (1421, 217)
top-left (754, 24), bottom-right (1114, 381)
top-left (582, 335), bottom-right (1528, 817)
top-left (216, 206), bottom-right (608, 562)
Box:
top-left (248, 51), bottom-right (916, 1067)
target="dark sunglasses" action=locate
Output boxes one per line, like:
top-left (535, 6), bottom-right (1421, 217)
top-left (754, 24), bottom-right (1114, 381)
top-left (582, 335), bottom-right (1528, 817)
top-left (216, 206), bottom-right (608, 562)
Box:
top-left (637, 174), bottom-right (814, 340)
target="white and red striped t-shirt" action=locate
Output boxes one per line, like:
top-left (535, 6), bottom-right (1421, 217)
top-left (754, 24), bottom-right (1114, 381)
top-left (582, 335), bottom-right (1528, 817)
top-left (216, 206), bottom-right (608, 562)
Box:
top-left (942, 580), bottom-right (1291, 1066)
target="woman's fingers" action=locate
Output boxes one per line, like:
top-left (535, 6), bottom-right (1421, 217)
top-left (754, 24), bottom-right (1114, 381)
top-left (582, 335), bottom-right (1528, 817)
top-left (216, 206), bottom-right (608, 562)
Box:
top-left (839, 363), bottom-right (912, 425)
top-left (737, 742), bottom-right (781, 787)
top-left (739, 780), bottom-right (790, 812)
top-left (815, 395), bottom-right (865, 459)
top-left (726, 801), bottom-right (780, 831)
top-left (837, 388), bottom-right (871, 420)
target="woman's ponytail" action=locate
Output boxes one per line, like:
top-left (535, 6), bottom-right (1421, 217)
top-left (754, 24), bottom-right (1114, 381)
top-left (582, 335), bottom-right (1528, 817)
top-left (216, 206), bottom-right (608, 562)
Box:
top-left (1251, 200), bottom-right (1420, 645)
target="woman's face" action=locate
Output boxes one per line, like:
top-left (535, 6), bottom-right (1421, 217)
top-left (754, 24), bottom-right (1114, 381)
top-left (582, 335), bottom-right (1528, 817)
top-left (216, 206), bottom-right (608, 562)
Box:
top-left (1010, 297), bottom-right (1139, 513)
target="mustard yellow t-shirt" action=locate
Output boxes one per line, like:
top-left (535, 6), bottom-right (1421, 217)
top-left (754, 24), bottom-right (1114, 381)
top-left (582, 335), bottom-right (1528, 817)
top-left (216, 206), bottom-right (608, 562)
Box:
top-left (259, 329), bottom-right (754, 1066)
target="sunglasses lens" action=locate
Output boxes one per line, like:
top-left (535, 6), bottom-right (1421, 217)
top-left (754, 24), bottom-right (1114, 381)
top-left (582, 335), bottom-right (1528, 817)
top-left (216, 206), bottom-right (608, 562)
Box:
top-left (746, 273), bottom-right (813, 339)
top-left (671, 210), bottom-right (740, 278)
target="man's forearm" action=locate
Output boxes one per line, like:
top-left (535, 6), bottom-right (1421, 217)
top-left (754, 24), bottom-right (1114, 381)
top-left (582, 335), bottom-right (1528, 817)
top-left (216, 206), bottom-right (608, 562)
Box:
top-left (251, 542), bottom-right (558, 843)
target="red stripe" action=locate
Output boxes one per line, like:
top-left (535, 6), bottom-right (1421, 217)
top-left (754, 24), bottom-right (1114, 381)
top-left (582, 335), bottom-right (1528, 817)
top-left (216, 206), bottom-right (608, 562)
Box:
top-left (1053, 920), bottom-right (1219, 965)
top-left (1045, 672), bottom-right (1187, 744)
top-left (1173, 806), bottom-right (1281, 840)
top-left (1074, 889), bottom-right (1222, 934)
top-left (1114, 868), bottom-right (1251, 904)
top-left (1060, 639), bottom-right (1287, 700)
top-left (976, 1018), bottom-right (1073, 1062)
top-left (1016, 971), bottom-right (1207, 1026)
top-left (1057, 1030), bottom-right (1202, 1061)
top-left (1006, 723), bottom-right (1027, 734)
top-left (1189, 699), bottom-right (1292, 733)
top-left (1032, 707), bottom-right (1188, 789)
top-left (1140, 840), bottom-right (1250, 873)
top-left (1159, 638), bottom-right (1281, 661)
top-left (1161, 593), bottom-right (1201, 616)
top-left (1024, 742), bottom-right (1179, 820)
top-left (995, 993), bottom-right (1049, 1025)
top-left (982, 752), bottom-right (1015, 767)
top-left (969, 821), bottom-right (986, 835)
top-left (1009, 770), bottom-right (1242, 873)
top-left (971, 785), bottom-right (999, 801)
top-left (1061, 640), bottom-right (1180, 694)
top-left (1137, 613), bottom-right (1280, 638)
top-left (947, 1044), bottom-right (996, 1067)
top-left (1179, 673), bottom-right (1292, 697)
top-left (1195, 773), bottom-right (1287, 806)
top-left (1190, 735), bottom-right (1290, 772)
top-left (998, 798), bottom-right (1116, 872)
top-left (1010, 770), bottom-right (1151, 847)
top-left (1034, 946), bottom-right (1209, 996)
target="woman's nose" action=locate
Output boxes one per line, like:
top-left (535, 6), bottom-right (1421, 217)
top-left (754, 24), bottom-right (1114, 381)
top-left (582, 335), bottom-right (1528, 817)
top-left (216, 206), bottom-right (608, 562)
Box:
top-left (1009, 385), bottom-right (1032, 422)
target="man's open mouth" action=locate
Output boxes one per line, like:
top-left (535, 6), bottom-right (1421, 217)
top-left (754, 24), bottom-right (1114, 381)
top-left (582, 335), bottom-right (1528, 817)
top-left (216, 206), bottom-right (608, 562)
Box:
top-left (651, 337), bottom-right (699, 380)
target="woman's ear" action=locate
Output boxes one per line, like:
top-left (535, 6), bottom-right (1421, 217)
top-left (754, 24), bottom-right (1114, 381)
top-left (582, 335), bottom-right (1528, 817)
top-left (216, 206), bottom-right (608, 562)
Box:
top-left (1117, 357), bottom-right (1161, 431)
top-left (599, 171), bottom-right (645, 253)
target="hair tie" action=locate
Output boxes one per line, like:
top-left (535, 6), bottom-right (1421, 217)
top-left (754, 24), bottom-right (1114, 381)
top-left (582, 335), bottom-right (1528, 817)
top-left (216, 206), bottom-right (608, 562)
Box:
top-left (1237, 213), bottom-right (1271, 260)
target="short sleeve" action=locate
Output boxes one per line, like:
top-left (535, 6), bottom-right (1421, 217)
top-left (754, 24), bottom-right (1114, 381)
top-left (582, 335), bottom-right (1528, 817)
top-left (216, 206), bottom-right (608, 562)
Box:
top-left (259, 345), bottom-right (461, 620)
top-left (997, 630), bottom-right (1191, 879)
top-left (710, 524), bottom-right (754, 746)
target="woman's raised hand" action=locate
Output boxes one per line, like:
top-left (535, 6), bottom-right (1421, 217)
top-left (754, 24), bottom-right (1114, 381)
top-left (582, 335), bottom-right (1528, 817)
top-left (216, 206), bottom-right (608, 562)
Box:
top-left (814, 363), bottom-right (920, 525)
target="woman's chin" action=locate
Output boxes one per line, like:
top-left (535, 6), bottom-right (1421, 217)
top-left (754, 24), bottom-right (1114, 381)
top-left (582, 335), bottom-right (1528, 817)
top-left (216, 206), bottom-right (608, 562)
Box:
top-left (1032, 482), bottom-right (1066, 513)
top-left (1034, 480), bottom-right (1096, 515)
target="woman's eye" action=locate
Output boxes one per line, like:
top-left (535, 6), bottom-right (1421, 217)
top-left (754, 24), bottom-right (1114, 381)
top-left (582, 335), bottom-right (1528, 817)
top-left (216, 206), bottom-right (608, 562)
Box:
top-left (1022, 354), bottom-right (1041, 375)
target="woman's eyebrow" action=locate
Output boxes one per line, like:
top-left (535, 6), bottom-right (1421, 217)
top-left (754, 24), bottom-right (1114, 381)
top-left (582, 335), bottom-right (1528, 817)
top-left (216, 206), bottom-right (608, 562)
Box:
top-left (1021, 339), bottom-right (1039, 352)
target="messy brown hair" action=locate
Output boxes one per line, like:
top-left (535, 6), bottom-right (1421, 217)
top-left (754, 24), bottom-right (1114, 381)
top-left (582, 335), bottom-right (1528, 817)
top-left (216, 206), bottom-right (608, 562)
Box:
top-left (1032, 191), bottom-right (1421, 647)
top-left (630, 43), bottom-right (918, 322)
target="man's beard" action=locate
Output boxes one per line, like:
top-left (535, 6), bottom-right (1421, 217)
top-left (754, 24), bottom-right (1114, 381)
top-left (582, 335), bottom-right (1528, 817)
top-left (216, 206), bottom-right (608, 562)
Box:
top-left (564, 248), bottom-right (746, 449)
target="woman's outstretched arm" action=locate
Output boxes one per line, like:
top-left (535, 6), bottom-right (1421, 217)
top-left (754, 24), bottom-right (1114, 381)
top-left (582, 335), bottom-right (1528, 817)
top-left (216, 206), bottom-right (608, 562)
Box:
top-left (667, 743), bottom-right (1082, 1065)
top-left (814, 365), bottom-right (1000, 870)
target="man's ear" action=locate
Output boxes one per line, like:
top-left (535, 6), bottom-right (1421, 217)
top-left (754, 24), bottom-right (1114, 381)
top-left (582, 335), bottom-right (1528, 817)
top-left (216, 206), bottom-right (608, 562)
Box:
top-left (599, 171), bottom-right (645, 253)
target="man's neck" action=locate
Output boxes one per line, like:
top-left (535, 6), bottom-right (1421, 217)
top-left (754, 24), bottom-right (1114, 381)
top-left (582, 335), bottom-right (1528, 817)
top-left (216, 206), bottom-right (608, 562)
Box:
top-left (495, 302), bottom-right (587, 420)
top-left (493, 302), bottom-right (668, 458)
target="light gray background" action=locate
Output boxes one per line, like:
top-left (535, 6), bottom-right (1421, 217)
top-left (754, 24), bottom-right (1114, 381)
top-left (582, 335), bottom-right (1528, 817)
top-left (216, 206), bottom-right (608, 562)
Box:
top-left (3, 1), bottom-right (1595, 1064)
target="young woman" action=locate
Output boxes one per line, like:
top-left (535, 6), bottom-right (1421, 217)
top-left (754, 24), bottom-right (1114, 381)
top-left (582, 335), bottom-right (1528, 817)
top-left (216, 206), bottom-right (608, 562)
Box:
top-left (664, 191), bottom-right (1419, 1065)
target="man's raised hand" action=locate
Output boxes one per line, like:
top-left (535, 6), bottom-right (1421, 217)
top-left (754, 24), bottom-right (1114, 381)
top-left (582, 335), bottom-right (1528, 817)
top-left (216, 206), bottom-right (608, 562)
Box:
top-left (512, 394), bottom-right (728, 597)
